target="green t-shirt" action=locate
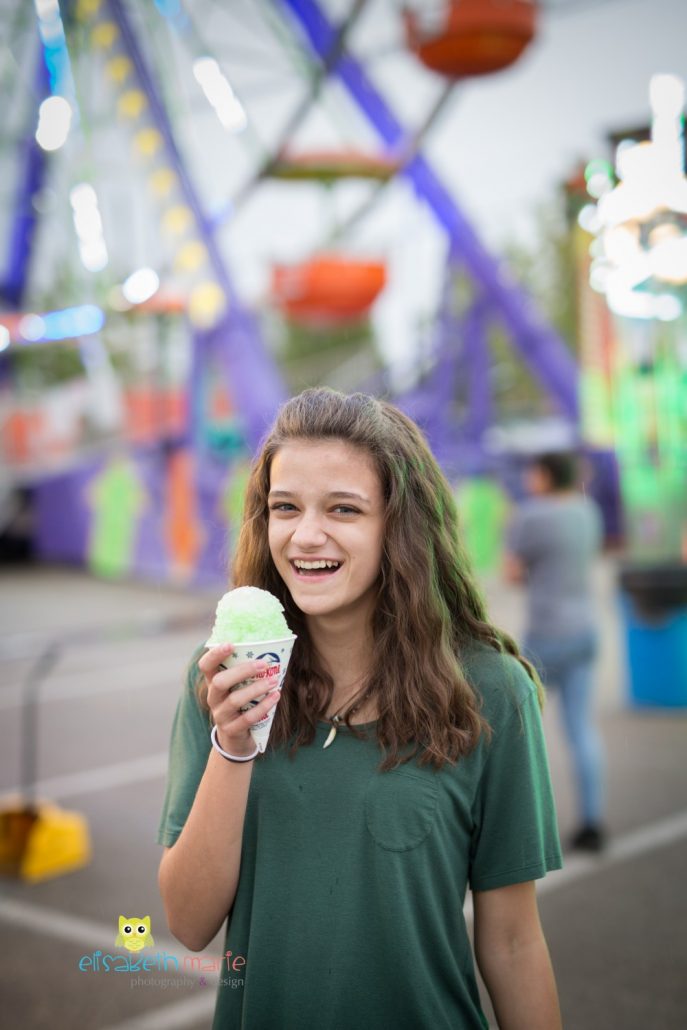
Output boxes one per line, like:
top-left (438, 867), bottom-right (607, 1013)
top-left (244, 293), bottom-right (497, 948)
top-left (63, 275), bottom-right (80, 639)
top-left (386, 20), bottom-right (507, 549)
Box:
top-left (157, 643), bottom-right (562, 1030)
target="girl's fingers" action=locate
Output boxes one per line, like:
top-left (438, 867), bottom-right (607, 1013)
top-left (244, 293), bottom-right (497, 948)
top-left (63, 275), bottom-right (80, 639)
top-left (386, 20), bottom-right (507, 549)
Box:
top-left (215, 684), bottom-right (281, 725)
top-left (214, 690), bottom-right (281, 749)
top-left (238, 689), bottom-right (282, 725)
top-left (207, 661), bottom-right (271, 705)
top-left (200, 645), bottom-right (282, 753)
top-left (198, 643), bottom-right (234, 676)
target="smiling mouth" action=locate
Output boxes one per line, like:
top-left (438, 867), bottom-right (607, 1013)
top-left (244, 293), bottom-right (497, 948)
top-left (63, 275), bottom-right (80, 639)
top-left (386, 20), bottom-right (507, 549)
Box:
top-left (291, 559), bottom-right (342, 577)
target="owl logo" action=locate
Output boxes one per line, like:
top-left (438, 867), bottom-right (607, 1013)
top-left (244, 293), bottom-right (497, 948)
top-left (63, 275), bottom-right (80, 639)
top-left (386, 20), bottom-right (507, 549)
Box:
top-left (115, 916), bottom-right (154, 952)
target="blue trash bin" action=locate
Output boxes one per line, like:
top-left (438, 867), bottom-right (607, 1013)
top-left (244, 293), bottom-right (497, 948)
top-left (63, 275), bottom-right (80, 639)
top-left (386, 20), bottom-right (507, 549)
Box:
top-left (619, 564), bottom-right (687, 708)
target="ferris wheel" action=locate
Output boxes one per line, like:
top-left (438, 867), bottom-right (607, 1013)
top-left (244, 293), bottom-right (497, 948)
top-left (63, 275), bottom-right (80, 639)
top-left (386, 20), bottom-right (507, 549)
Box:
top-left (0, 0), bottom-right (579, 581)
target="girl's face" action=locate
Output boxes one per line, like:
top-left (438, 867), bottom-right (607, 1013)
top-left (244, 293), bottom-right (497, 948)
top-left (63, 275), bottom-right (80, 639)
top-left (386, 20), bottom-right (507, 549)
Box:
top-left (268, 439), bottom-right (385, 625)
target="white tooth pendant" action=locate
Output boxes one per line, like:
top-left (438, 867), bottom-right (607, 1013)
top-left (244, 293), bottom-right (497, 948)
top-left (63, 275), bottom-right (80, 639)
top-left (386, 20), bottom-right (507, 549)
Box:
top-left (323, 716), bottom-right (341, 749)
top-left (323, 726), bottom-right (337, 749)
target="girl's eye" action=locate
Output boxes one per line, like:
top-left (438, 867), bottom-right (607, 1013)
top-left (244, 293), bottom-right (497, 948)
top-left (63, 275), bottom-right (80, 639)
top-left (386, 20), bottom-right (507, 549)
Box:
top-left (269, 502), bottom-right (359, 515)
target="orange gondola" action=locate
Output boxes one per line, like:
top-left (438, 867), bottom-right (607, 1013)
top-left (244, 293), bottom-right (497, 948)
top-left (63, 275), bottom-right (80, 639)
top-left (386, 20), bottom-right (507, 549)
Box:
top-left (404, 0), bottom-right (538, 79)
top-left (271, 255), bottom-right (387, 325)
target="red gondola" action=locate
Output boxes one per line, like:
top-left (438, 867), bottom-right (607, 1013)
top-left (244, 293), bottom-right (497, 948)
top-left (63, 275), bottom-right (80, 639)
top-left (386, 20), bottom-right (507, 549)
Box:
top-left (404, 0), bottom-right (538, 79)
top-left (271, 255), bottom-right (387, 325)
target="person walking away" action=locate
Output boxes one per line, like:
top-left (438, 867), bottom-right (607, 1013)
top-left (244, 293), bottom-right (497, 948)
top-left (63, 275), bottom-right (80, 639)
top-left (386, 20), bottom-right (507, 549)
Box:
top-left (505, 450), bottom-right (606, 852)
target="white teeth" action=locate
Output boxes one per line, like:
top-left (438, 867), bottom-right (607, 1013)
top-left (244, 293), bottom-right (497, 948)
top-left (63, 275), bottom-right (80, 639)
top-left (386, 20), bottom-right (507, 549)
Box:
top-left (293, 560), bottom-right (340, 570)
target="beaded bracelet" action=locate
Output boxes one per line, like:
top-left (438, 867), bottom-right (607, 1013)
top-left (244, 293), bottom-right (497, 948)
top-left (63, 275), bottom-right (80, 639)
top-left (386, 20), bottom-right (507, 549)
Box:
top-left (210, 725), bottom-right (260, 763)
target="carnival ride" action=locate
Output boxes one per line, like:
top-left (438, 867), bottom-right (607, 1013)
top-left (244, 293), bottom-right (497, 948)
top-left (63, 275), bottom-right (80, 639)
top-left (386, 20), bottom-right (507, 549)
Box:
top-left (0, 0), bottom-right (582, 584)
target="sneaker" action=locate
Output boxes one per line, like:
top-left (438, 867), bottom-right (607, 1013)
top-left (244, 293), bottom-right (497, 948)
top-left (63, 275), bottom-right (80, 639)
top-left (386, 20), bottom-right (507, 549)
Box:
top-left (569, 824), bottom-right (606, 853)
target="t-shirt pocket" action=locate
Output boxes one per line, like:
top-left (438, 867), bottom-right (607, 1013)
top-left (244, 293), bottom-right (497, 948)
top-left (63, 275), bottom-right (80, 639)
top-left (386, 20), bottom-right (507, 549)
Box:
top-left (364, 767), bottom-right (440, 852)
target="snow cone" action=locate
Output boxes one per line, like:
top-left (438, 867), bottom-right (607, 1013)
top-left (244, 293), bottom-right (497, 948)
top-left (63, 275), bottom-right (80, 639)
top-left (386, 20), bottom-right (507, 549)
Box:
top-left (205, 587), bottom-right (296, 753)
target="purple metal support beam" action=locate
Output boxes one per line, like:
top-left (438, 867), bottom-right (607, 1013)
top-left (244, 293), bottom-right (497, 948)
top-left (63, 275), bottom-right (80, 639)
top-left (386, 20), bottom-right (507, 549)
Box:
top-left (106, 0), bottom-right (287, 448)
top-left (399, 251), bottom-right (465, 441)
top-left (409, 308), bottom-right (491, 464)
top-left (1, 46), bottom-right (50, 308)
top-left (279, 0), bottom-right (579, 422)
top-left (461, 303), bottom-right (492, 444)
top-left (420, 257), bottom-right (463, 432)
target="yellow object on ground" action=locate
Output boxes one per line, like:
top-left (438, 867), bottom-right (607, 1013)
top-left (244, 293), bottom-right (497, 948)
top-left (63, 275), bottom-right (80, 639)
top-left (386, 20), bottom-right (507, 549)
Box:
top-left (0, 801), bottom-right (92, 882)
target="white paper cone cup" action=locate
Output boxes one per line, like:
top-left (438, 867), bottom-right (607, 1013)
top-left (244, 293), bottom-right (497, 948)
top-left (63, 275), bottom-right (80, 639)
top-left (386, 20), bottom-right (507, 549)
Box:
top-left (217, 635), bottom-right (296, 753)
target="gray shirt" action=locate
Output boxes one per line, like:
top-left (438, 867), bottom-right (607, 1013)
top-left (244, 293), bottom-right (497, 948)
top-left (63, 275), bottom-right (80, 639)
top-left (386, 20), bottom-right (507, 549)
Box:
top-left (508, 494), bottom-right (603, 637)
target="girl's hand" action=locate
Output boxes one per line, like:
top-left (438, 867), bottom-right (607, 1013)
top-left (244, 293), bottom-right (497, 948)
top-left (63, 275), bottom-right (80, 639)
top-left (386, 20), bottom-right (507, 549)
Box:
top-left (198, 643), bottom-right (281, 758)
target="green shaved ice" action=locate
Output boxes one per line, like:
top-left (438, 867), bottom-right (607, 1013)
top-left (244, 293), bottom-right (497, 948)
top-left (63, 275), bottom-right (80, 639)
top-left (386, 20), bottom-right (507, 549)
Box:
top-left (205, 586), bottom-right (291, 645)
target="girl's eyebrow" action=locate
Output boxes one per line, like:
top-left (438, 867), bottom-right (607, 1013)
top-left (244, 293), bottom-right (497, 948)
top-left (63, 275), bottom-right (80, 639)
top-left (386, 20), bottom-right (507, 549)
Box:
top-left (328, 491), bottom-right (370, 503)
top-left (268, 489), bottom-right (370, 503)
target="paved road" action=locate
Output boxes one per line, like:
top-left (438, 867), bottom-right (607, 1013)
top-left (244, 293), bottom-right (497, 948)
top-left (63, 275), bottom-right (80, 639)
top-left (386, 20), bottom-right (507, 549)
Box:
top-left (0, 561), bottom-right (685, 1029)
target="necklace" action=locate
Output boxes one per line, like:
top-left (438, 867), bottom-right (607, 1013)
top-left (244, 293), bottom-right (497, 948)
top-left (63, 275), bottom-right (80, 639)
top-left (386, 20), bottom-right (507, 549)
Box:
top-left (322, 689), bottom-right (372, 749)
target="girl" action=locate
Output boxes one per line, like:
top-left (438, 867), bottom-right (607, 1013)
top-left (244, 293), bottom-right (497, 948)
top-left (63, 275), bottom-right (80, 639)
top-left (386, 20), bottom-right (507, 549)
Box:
top-left (158, 388), bottom-right (563, 1029)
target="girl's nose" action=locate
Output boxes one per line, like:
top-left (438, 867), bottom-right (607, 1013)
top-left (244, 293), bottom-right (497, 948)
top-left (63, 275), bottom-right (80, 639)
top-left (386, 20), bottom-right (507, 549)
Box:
top-left (290, 510), bottom-right (328, 547)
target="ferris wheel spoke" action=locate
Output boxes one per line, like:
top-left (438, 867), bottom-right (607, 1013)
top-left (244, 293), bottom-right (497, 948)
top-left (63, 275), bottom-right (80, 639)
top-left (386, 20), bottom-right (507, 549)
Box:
top-left (327, 79), bottom-right (456, 245)
top-left (215, 0), bottom-right (371, 220)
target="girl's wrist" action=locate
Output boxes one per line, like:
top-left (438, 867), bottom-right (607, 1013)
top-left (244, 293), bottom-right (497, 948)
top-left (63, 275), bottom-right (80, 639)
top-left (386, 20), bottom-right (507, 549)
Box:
top-left (211, 725), bottom-right (259, 762)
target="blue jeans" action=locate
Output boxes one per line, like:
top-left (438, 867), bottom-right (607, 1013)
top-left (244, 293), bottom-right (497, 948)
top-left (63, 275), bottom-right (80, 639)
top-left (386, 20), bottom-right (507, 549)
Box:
top-left (524, 628), bottom-right (605, 826)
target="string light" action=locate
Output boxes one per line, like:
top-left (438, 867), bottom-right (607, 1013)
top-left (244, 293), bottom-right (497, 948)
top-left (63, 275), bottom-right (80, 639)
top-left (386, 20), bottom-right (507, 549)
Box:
top-left (18, 315), bottom-right (47, 341)
top-left (192, 57), bottom-right (247, 133)
top-left (33, 0), bottom-right (79, 141)
top-left (35, 95), bottom-right (72, 151)
top-left (70, 182), bottom-right (109, 272)
top-left (122, 268), bottom-right (160, 304)
top-left (16, 305), bottom-right (105, 343)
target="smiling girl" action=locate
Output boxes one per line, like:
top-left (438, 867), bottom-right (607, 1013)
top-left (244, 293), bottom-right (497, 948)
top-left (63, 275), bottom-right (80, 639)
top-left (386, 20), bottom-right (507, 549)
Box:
top-left (158, 388), bottom-right (563, 1030)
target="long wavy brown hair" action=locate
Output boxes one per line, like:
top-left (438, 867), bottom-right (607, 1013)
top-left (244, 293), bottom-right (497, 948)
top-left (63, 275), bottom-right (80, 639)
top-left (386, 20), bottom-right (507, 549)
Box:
top-left (203, 388), bottom-right (542, 771)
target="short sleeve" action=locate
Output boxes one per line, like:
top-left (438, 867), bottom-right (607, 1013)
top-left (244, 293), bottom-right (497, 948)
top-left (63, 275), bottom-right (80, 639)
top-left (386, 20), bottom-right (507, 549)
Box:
top-left (156, 648), bottom-right (212, 847)
top-left (469, 686), bottom-right (563, 891)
